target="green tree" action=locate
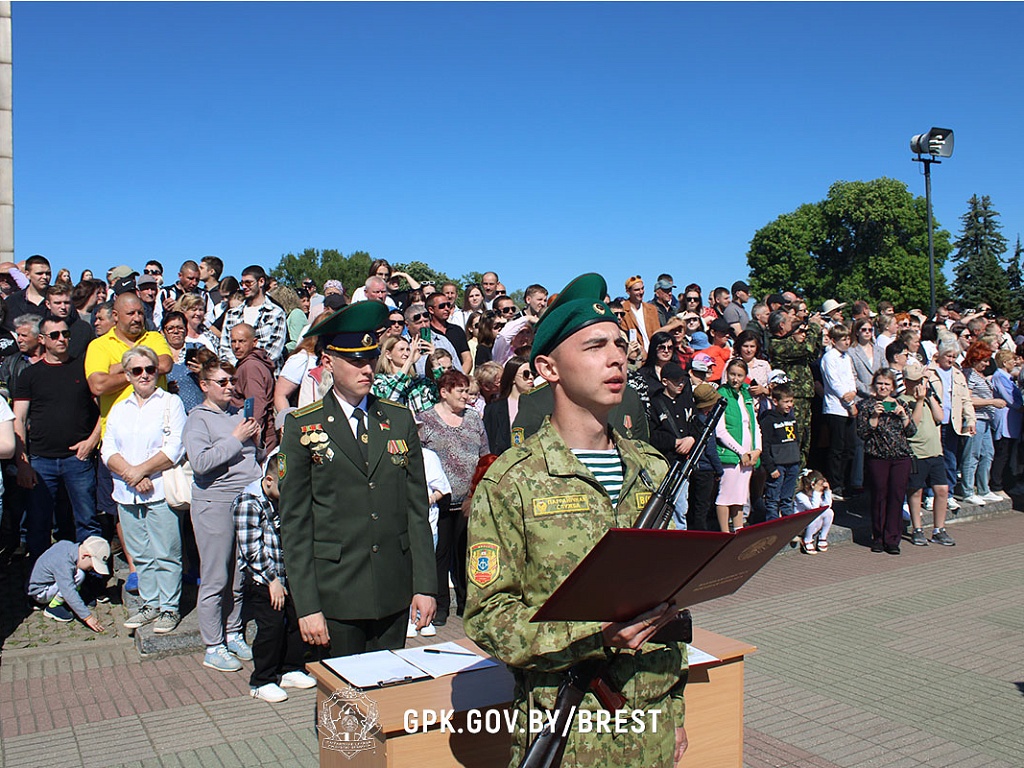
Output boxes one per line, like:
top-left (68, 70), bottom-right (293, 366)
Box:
top-left (1006, 236), bottom-right (1024, 318)
top-left (951, 195), bottom-right (1010, 313)
top-left (746, 178), bottom-right (951, 311)
top-left (270, 248), bottom-right (373, 297)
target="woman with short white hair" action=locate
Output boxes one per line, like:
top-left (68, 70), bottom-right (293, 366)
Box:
top-left (101, 346), bottom-right (186, 635)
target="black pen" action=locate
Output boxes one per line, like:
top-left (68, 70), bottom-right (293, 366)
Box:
top-left (423, 649), bottom-right (477, 657)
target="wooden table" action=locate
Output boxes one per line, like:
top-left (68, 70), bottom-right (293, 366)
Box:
top-left (308, 628), bottom-right (755, 767)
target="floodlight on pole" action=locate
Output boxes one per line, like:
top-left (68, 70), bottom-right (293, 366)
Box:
top-left (911, 127), bottom-right (954, 319)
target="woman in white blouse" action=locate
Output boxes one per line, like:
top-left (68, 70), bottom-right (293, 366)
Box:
top-left (101, 346), bottom-right (187, 635)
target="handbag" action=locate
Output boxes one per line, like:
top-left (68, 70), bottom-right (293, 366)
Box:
top-left (162, 398), bottom-right (193, 511)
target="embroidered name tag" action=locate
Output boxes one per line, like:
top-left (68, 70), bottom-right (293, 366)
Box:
top-left (532, 494), bottom-right (591, 517)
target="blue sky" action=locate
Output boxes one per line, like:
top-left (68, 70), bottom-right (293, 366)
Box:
top-left (10, 2), bottom-right (1024, 300)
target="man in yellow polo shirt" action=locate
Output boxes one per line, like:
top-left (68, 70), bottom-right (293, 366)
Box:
top-left (85, 293), bottom-right (174, 434)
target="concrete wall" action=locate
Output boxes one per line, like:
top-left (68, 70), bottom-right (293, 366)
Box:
top-left (0, 1), bottom-right (12, 263)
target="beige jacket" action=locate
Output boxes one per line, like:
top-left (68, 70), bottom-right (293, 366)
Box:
top-left (926, 363), bottom-right (976, 435)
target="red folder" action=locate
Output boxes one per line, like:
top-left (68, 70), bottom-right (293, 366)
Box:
top-left (532, 509), bottom-right (824, 623)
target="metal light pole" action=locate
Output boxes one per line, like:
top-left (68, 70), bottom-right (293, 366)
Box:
top-left (911, 127), bottom-right (954, 320)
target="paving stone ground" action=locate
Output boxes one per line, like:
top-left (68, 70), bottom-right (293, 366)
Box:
top-left (1, 511), bottom-right (1021, 767)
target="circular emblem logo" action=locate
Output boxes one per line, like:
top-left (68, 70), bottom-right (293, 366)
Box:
top-left (362, 333), bottom-right (374, 347)
top-left (737, 535), bottom-right (778, 561)
top-left (593, 303), bottom-right (606, 314)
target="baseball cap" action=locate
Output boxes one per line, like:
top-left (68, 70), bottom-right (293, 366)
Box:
top-left (655, 278), bottom-right (676, 291)
top-left (690, 354), bottom-right (713, 373)
top-left (731, 280), bottom-right (751, 294)
top-left (660, 362), bottom-right (685, 382)
top-left (709, 318), bottom-right (734, 337)
top-left (903, 360), bottom-right (927, 381)
top-left (108, 265), bottom-right (137, 281)
top-left (113, 276), bottom-right (137, 295)
top-left (693, 383), bottom-right (722, 409)
top-left (80, 536), bottom-right (111, 575)
top-left (136, 273), bottom-right (158, 288)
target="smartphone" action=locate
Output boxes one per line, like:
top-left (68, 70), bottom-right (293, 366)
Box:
top-left (882, 399), bottom-right (896, 412)
top-left (628, 329), bottom-right (638, 343)
top-left (419, 327), bottom-right (431, 343)
top-left (184, 348), bottom-right (198, 365)
top-left (244, 398), bottom-right (254, 419)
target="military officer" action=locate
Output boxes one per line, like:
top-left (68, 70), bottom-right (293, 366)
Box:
top-left (279, 301), bottom-right (436, 657)
top-left (464, 274), bottom-right (689, 767)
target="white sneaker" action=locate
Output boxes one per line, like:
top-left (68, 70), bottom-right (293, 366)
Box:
top-left (250, 683), bottom-right (288, 703)
top-left (923, 496), bottom-right (934, 511)
top-left (406, 621), bottom-right (418, 638)
top-left (947, 497), bottom-right (961, 511)
top-left (280, 670), bottom-right (317, 689)
top-left (419, 624), bottom-right (437, 637)
top-left (963, 494), bottom-right (986, 506)
top-left (981, 492), bottom-right (1003, 503)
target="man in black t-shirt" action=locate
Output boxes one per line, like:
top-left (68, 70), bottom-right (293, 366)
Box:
top-left (426, 292), bottom-right (472, 372)
top-left (12, 317), bottom-right (102, 561)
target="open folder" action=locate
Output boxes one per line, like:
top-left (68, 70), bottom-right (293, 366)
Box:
top-left (532, 508), bottom-right (823, 624)
top-left (323, 642), bottom-right (498, 689)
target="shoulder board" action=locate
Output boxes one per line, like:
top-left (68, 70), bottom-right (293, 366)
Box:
top-left (528, 381), bottom-right (550, 393)
top-left (376, 398), bottom-right (404, 409)
top-left (291, 400), bottom-right (323, 418)
top-left (480, 444), bottom-right (533, 484)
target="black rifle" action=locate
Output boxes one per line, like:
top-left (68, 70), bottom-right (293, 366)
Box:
top-left (518, 398), bottom-right (727, 768)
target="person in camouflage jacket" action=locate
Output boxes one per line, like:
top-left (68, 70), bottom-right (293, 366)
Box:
top-left (464, 273), bottom-right (688, 767)
top-left (767, 314), bottom-right (823, 464)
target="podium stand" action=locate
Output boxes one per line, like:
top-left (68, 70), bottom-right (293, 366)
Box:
top-left (308, 630), bottom-right (755, 767)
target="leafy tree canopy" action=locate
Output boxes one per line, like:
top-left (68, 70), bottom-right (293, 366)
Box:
top-left (747, 178), bottom-right (952, 311)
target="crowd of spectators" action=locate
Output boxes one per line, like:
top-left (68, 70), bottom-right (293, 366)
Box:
top-left (3, 253), bottom-right (1023, 700)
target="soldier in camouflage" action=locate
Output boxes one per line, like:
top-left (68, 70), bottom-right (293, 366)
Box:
top-left (464, 274), bottom-right (688, 767)
top-left (767, 311), bottom-right (823, 465)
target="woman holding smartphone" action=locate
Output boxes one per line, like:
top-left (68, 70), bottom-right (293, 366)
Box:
top-left (856, 368), bottom-right (916, 555)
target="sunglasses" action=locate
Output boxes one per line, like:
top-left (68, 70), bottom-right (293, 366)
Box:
top-left (45, 329), bottom-right (72, 340)
top-left (657, 343), bottom-right (674, 351)
top-left (493, 321), bottom-right (507, 330)
top-left (519, 370), bottom-right (534, 379)
top-left (422, 281), bottom-right (436, 287)
top-left (144, 268), bottom-right (162, 275)
top-left (129, 365), bottom-right (157, 376)
top-left (409, 312), bottom-right (428, 323)
top-left (206, 377), bottom-right (237, 386)
top-left (685, 296), bottom-right (701, 302)
top-left (499, 306), bottom-right (518, 315)
top-left (612, 311), bottom-right (626, 319)
top-left (389, 319), bottom-right (405, 327)
top-left (433, 301), bottom-right (453, 310)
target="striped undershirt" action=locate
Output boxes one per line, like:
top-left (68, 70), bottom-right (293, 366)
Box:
top-left (572, 449), bottom-right (624, 506)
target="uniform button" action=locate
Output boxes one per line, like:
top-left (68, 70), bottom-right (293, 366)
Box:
top-left (368, 481), bottom-right (377, 490)
top-left (371, 544), bottom-right (380, 553)
top-left (371, 513), bottom-right (379, 520)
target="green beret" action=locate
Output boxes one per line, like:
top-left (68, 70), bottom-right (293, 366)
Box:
top-left (303, 300), bottom-right (389, 359)
top-left (544, 272), bottom-right (608, 313)
top-left (531, 273), bottom-right (617, 364)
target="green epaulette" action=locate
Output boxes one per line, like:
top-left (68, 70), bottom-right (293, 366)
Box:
top-left (292, 400), bottom-right (324, 418)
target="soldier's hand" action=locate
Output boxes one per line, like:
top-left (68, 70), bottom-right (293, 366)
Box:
top-left (299, 612), bottom-right (331, 646)
top-left (601, 602), bottom-right (677, 650)
top-left (674, 726), bottom-right (688, 764)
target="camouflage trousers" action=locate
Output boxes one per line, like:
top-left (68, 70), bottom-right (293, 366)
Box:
top-left (794, 397), bottom-right (812, 467)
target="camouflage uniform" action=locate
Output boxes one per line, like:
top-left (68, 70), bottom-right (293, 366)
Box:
top-left (768, 323), bottom-right (823, 464)
top-left (464, 418), bottom-right (687, 768)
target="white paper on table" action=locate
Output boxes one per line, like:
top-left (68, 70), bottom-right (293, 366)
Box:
top-left (323, 650), bottom-right (430, 689)
top-left (687, 645), bottom-right (720, 667)
top-left (395, 641), bottom-right (499, 678)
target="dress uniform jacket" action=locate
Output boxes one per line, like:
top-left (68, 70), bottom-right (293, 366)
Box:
top-left (278, 393), bottom-right (437, 622)
top-left (464, 418), bottom-right (687, 767)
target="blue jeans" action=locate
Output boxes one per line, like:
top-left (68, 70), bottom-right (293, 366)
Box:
top-left (960, 420), bottom-right (994, 496)
top-left (764, 463), bottom-right (800, 520)
top-left (941, 423), bottom-right (962, 493)
top-left (118, 501), bottom-right (182, 613)
top-left (671, 478), bottom-right (689, 530)
top-left (26, 455), bottom-right (99, 560)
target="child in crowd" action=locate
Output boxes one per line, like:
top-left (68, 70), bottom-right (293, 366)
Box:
top-left (686, 383), bottom-right (725, 531)
top-left (26, 536), bottom-right (110, 632)
top-left (796, 469), bottom-right (835, 555)
top-left (759, 383), bottom-right (802, 520)
top-left (232, 450), bottom-right (316, 703)
top-left (408, 446), bottom-right (451, 639)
